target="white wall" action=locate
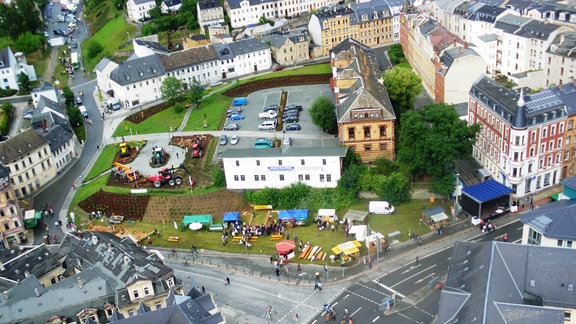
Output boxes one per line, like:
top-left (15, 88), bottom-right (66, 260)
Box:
top-left (223, 154), bottom-right (342, 189)
top-left (127, 0), bottom-right (156, 21)
top-left (444, 54), bottom-right (486, 104)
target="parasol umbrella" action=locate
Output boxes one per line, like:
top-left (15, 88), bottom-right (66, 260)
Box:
top-left (275, 240), bottom-right (296, 255)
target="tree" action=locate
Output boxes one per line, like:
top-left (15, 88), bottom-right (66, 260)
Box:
top-left (86, 41), bottom-right (104, 59)
top-left (15, 32), bottom-right (42, 53)
top-left (188, 77), bottom-right (204, 108)
top-left (397, 103), bottom-right (480, 194)
top-left (161, 76), bottom-right (184, 104)
top-left (383, 67), bottom-right (422, 117)
top-left (67, 106), bottom-right (84, 127)
top-left (18, 73), bottom-right (31, 93)
top-left (2, 102), bottom-right (14, 114)
top-left (309, 95), bottom-right (337, 133)
top-left (0, 0), bottom-right (43, 39)
top-left (62, 87), bottom-right (75, 107)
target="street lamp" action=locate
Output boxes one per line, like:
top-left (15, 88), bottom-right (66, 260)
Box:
top-left (126, 31), bottom-right (130, 41)
top-left (453, 173), bottom-right (460, 223)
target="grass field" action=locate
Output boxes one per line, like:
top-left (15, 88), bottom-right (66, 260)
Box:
top-left (112, 106), bottom-right (186, 137)
top-left (83, 15), bottom-right (137, 70)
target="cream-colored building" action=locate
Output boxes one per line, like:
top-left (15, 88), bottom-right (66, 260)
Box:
top-left (0, 129), bottom-right (57, 198)
top-left (262, 31), bottom-right (310, 66)
top-left (0, 165), bottom-right (24, 248)
top-left (197, 0), bottom-right (225, 33)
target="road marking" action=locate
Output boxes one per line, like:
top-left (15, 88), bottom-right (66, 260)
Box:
top-left (391, 265), bottom-right (436, 288)
top-left (517, 226), bottom-right (523, 231)
top-left (415, 273), bottom-right (435, 284)
top-left (401, 269), bottom-right (411, 274)
top-left (373, 280), bottom-right (406, 299)
top-left (344, 289), bottom-right (380, 305)
top-left (332, 301), bottom-right (339, 307)
top-left (447, 257), bottom-right (452, 261)
top-left (372, 316), bottom-right (380, 322)
top-left (343, 294), bottom-right (350, 299)
top-left (351, 307), bottom-right (362, 317)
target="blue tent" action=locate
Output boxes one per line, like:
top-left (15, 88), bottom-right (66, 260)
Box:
top-left (461, 180), bottom-right (512, 218)
top-left (223, 212), bottom-right (240, 223)
top-left (278, 209), bottom-right (308, 222)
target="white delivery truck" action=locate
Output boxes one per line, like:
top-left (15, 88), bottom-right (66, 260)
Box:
top-left (369, 201), bottom-right (395, 215)
top-left (78, 105), bottom-right (88, 118)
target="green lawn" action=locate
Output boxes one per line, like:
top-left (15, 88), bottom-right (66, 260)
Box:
top-left (53, 47), bottom-right (70, 88)
top-left (83, 15), bottom-right (137, 70)
top-left (112, 106), bottom-right (186, 137)
top-left (183, 94), bottom-right (230, 131)
top-left (84, 145), bottom-right (119, 182)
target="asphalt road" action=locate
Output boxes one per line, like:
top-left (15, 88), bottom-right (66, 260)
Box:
top-left (309, 220), bottom-right (523, 324)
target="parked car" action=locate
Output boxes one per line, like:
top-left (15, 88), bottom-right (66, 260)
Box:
top-left (263, 105), bottom-right (279, 112)
top-left (71, 43), bottom-right (77, 49)
top-left (229, 113), bottom-right (245, 120)
top-left (273, 65), bottom-right (285, 71)
top-left (75, 96), bottom-right (82, 105)
top-left (254, 138), bottom-right (274, 148)
top-left (219, 135), bottom-right (228, 146)
top-left (22, 109), bottom-right (34, 120)
top-left (223, 123), bottom-right (239, 131)
top-left (227, 107), bottom-right (242, 117)
top-left (282, 137), bottom-right (292, 146)
top-left (286, 104), bottom-right (303, 112)
top-left (283, 116), bottom-right (299, 123)
top-left (230, 135), bottom-right (239, 145)
top-left (285, 124), bottom-right (301, 131)
top-left (282, 111), bottom-right (299, 118)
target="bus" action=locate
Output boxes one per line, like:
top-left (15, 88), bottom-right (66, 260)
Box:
top-left (71, 52), bottom-right (79, 69)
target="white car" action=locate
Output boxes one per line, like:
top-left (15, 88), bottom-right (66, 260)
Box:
top-left (230, 135), bottom-right (239, 145)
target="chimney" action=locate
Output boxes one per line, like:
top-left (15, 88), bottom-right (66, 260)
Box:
top-left (107, 243), bottom-right (112, 252)
top-left (34, 288), bottom-right (41, 297)
top-left (0, 261), bottom-right (4, 271)
top-left (459, 47), bottom-right (463, 55)
top-left (91, 235), bottom-right (98, 245)
top-left (559, 79), bottom-right (563, 90)
top-left (24, 270), bottom-right (30, 278)
top-left (334, 87), bottom-right (340, 105)
top-left (3, 291), bottom-right (8, 300)
top-left (464, 41), bottom-right (468, 49)
top-left (77, 277), bottom-right (84, 289)
top-left (123, 255), bottom-right (130, 266)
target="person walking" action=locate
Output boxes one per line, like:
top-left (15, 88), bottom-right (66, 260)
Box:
top-left (225, 277), bottom-right (230, 285)
top-left (201, 286), bottom-right (206, 294)
top-left (416, 256), bottom-right (419, 265)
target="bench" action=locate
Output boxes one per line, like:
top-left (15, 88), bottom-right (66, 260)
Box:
top-left (270, 234), bottom-right (283, 241)
top-left (254, 205), bottom-right (272, 210)
top-left (232, 236), bottom-right (242, 242)
top-left (387, 231), bottom-right (401, 238)
top-left (168, 236), bottom-right (180, 242)
top-left (210, 223), bottom-right (223, 231)
top-left (232, 236), bottom-right (259, 242)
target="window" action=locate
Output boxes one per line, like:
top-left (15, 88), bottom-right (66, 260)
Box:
top-left (3, 223), bottom-right (8, 230)
top-left (166, 277), bottom-right (174, 287)
top-left (305, 174), bottom-right (310, 180)
top-left (379, 126), bottom-right (386, 137)
top-left (380, 143), bottom-right (387, 150)
top-left (301, 159), bottom-right (305, 165)
top-left (133, 290), bottom-right (140, 298)
top-left (235, 160), bottom-right (240, 166)
top-left (528, 228), bottom-right (542, 245)
top-left (128, 310), bottom-right (136, 317)
top-left (364, 127), bottom-right (370, 138)
top-left (256, 160), bottom-right (260, 166)
top-left (261, 175), bottom-right (266, 181)
top-left (144, 287), bottom-right (150, 295)
top-left (320, 174), bottom-right (325, 182)
top-left (298, 174), bottom-right (303, 181)
top-left (279, 175), bottom-right (285, 181)
top-left (542, 128), bottom-right (547, 138)
top-left (156, 302), bottom-right (162, 310)
top-left (254, 175), bottom-right (260, 181)
top-left (348, 128), bottom-right (355, 139)
top-left (365, 145), bottom-right (371, 151)
top-left (234, 175), bottom-right (239, 181)
top-left (322, 159), bottom-right (326, 165)
top-left (327, 174), bottom-right (332, 182)
top-left (240, 175), bottom-right (245, 181)
top-left (567, 241), bottom-right (573, 248)
top-left (557, 239), bottom-right (563, 247)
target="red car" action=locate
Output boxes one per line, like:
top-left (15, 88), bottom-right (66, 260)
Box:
top-left (273, 65), bottom-right (285, 71)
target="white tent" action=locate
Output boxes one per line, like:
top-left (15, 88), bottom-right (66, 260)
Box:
top-left (318, 209), bottom-right (336, 217)
top-left (348, 225), bottom-right (367, 241)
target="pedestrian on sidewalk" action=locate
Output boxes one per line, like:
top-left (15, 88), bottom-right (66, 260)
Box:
top-left (416, 256), bottom-right (419, 265)
top-left (201, 286), bottom-right (206, 294)
top-left (224, 277), bottom-right (230, 285)
top-left (72, 183), bottom-right (76, 190)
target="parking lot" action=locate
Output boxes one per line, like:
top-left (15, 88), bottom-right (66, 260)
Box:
top-left (217, 84), bottom-right (339, 152)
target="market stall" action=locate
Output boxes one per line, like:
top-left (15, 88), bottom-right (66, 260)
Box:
top-left (331, 240), bottom-right (362, 261)
top-left (276, 240), bottom-right (296, 256)
top-left (278, 209), bottom-right (308, 225)
top-left (223, 211), bottom-right (240, 224)
top-left (422, 206), bottom-right (449, 229)
top-left (317, 209), bottom-right (337, 223)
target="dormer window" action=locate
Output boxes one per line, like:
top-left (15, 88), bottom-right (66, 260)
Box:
top-left (373, 11), bottom-right (378, 19)
top-left (361, 14), bottom-right (368, 21)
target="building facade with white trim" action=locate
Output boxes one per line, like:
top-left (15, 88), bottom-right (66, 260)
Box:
top-left (221, 147), bottom-right (348, 189)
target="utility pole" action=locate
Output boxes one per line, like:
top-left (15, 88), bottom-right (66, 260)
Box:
top-left (453, 173), bottom-right (460, 223)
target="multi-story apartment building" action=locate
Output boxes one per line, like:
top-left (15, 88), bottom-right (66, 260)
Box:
top-left (557, 81), bottom-right (576, 179)
top-left (221, 147), bottom-right (348, 189)
top-left (468, 76), bottom-right (573, 197)
top-left (126, 0), bottom-right (156, 21)
top-left (0, 47), bottom-right (37, 90)
top-left (520, 197), bottom-right (576, 249)
top-left (262, 31), bottom-right (310, 66)
top-left (400, 14), bottom-right (485, 104)
top-left (308, 2), bottom-right (398, 57)
top-left (330, 38), bottom-right (396, 163)
top-left (0, 165), bottom-right (24, 248)
top-left (0, 129), bottom-right (57, 198)
top-left (197, 0), bottom-right (225, 33)
top-left (224, 0), bottom-right (339, 29)
top-left (545, 31), bottom-right (576, 88)
top-left (96, 37), bottom-right (271, 107)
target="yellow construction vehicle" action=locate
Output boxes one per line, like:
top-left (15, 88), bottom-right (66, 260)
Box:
top-left (113, 162), bottom-right (141, 182)
top-left (119, 142), bottom-right (131, 158)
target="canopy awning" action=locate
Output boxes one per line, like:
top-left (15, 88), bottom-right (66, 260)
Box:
top-left (223, 212), bottom-right (240, 222)
top-left (318, 209), bottom-right (336, 217)
top-left (182, 214), bottom-right (212, 226)
top-left (275, 240), bottom-right (296, 255)
top-left (332, 241), bottom-right (362, 256)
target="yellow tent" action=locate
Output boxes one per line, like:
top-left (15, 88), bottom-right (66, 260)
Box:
top-left (332, 241), bottom-right (362, 256)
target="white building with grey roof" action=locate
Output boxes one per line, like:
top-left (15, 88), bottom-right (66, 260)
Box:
top-left (0, 47), bottom-right (37, 91)
top-left (221, 146), bottom-right (348, 189)
top-left (126, 0), bottom-right (157, 21)
top-left (213, 37), bottom-right (271, 79)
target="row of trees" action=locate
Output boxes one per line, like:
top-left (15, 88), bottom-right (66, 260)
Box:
top-left (62, 87), bottom-right (85, 128)
top-left (141, 0), bottom-right (200, 36)
top-left (0, 0), bottom-right (43, 40)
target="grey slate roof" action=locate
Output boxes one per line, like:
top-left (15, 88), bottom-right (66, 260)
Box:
top-left (561, 176), bottom-right (576, 190)
top-left (467, 3), bottom-right (506, 23)
top-left (550, 82), bottom-right (576, 115)
top-left (520, 199), bottom-right (576, 241)
top-left (437, 241), bottom-right (574, 323)
top-left (31, 81), bottom-right (57, 94)
top-left (431, 0), bottom-right (465, 14)
top-left (0, 129), bottom-right (48, 165)
top-left (225, 0), bottom-right (275, 10)
top-left (158, 45), bottom-right (218, 72)
top-left (548, 31), bottom-right (576, 58)
top-left (134, 40), bottom-right (170, 54)
top-left (440, 47), bottom-right (480, 73)
top-left (494, 14), bottom-right (530, 34)
top-left (32, 111), bottom-right (73, 133)
top-left (477, 33), bottom-right (498, 42)
top-left (314, 5), bottom-right (356, 27)
top-left (515, 19), bottom-right (561, 40)
top-left (95, 57), bottom-right (112, 72)
top-left (213, 37), bottom-right (269, 60)
top-left (198, 0), bottom-right (222, 10)
top-left (0, 47), bottom-right (12, 68)
top-left (109, 55), bottom-right (164, 86)
top-left (0, 245), bottom-right (60, 283)
top-left (220, 146), bottom-right (348, 159)
top-left (350, 1), bottom-right (393, 23)
top-left (162, 0), bottom-right (182, 9)
top-left (131, 0), bottom-right (155, 5)
top-left (40, 124), bottom-right (74, 153)
top-left (262, 32), bottom-right (308, 49)
top-left (470, 76), bottom-right (568, 129)
top-left (330, 38), bottom-right (396, 123)
top-left (35, 95), bottom-right (65, 116)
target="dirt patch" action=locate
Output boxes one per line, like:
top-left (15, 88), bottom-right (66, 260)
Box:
top-left (223, 73), bottom-right (331, 98)
top-left (170, 135), bottom-right (213, 158)
top-left (78, 190), bottom-right (151, 221)
top-left (143, 189), bottom-right (252, 223)
top-left (125, 102), bottom-right (171, 124)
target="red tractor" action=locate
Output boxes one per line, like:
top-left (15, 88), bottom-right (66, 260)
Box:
top-left (148, 164), bottom-right (194, 188)
top-left (191, 141), bottom-right (203, 158)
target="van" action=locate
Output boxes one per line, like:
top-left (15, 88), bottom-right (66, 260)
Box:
top-left (232, 97), bottom-right (247, 106)
top-left (78, 105), bottom-right (88, 118)
top-left (108, 99), bottom-right (121, 111)
top-left (258, 121), bottom-right (276, 130)
top-left (369, 201), bottom-right (395, 215)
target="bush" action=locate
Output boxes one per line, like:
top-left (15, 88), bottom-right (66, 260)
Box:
top-left (174, 103), bottom-right (185, 113)
top-left (15, 32), bottom-right (43, 53)
top-left (86, 41), bottom-right (104, 59)
top-left (0, 89), bottom-right (18, 98)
